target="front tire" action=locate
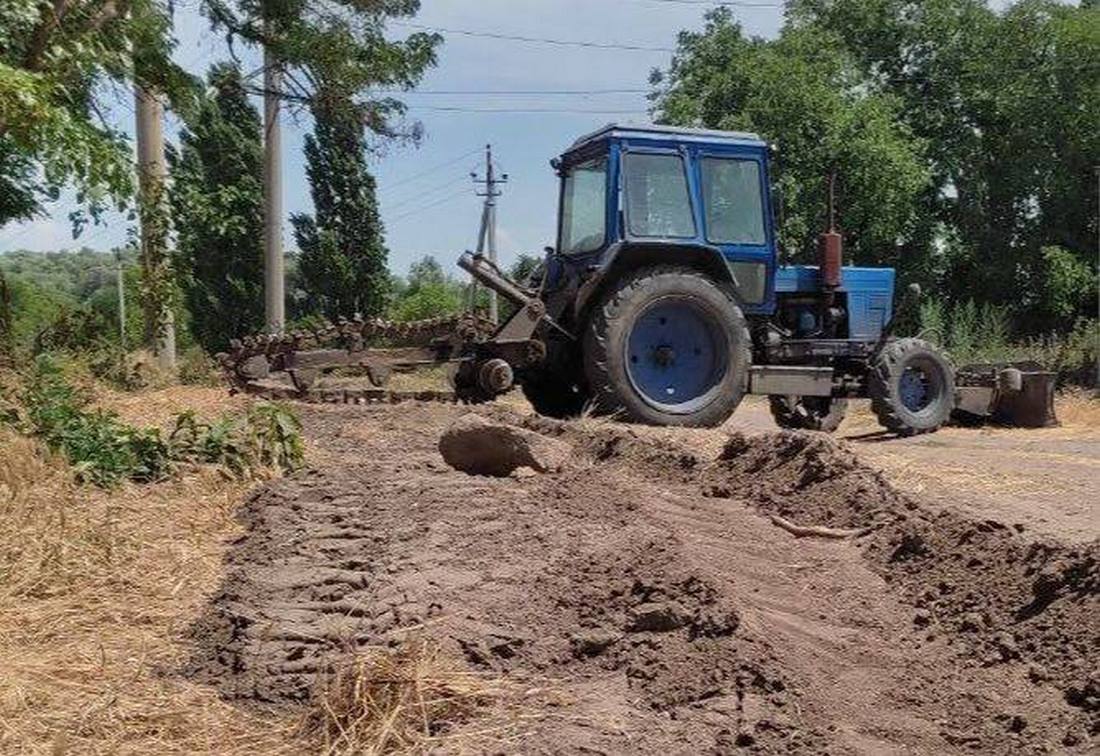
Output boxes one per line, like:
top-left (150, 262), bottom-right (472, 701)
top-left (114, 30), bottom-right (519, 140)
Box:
top-left (583, 266), bottom-right (750, 427)
top-left (869, 338), bottom-right (955, 435)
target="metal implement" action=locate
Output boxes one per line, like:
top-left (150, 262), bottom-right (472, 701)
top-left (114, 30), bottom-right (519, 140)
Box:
top-left (953, 362), bottom-right (1059, 427)
top-left (217, 312), bottom-right (502, 404)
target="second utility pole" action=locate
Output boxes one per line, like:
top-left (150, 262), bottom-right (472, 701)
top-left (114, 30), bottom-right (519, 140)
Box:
top-left (263, 20), bottom-right (285, 334)
top-left (473, 144), bottom-right (507, 323)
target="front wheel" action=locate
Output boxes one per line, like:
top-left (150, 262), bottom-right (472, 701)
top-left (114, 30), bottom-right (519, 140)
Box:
top-left (583, 266), bottom-right (751, 427)
top-left (869, 338), bottom-right (955, 435)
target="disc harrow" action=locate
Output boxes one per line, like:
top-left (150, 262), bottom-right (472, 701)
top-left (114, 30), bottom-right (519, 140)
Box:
top-left (217, 312), bottom-right (499, 405)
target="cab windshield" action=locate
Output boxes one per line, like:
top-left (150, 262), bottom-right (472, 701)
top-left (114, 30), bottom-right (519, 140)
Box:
top-left (559, 157), bottom-right (607, 254)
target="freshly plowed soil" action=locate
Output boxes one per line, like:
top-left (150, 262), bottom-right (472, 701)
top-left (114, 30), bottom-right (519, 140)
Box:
top-left (186, 402), bottom-right (1098, 753)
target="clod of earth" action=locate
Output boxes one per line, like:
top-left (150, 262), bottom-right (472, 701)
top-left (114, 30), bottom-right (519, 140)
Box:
top-left (438, 412), bottom-right (571, 476)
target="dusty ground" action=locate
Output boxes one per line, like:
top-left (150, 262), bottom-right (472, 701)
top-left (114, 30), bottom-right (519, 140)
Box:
top-left (733, 395), bottom-right (1100, 545)
top-left (183, 395), bottom-right (1099, 754)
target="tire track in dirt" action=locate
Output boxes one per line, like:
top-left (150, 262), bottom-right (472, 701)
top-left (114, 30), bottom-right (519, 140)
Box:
top-left (185, 402), bottom-right (1097, 753)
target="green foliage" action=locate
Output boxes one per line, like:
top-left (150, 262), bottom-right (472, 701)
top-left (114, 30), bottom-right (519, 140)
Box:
top-left (20, 357), bottom-right (172, 486)
top-left (782, 0), bottom-right (1099, 331)
top-left (509, 254), bottom-right (544, 287)
top-left (921, 297), bottom-right (1098, 384)
top-left (387, 255), bottom-right (465, 322)
top-left (0, 249), bottom-right (192, 375)
top-left (203, 0), bottom-right (441, 143)
top-left (169, 64), bottom-right (265, 351)
top-left (0, 0), bottom-right (196, 228)
top-left (169, 403), bottom-right (304, 477)
top-left (651, 9), bottom-right (930, 270)
top-left (14, 357), bottom-right (305, 487)
top-left (1034, 246), bottom-right (1096, 330)
top-left (292, 96), bottom-right (390, 320)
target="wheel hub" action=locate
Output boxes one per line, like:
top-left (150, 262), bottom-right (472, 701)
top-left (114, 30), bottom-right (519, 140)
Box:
top-left (625, 299), bottom-right (727, 412)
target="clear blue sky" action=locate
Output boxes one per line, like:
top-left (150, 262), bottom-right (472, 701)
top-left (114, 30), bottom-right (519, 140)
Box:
top-left (0, 0), bottom-right (1023, 275)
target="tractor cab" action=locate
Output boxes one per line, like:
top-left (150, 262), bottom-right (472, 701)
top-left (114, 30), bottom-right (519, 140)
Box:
top-left (552, 124), bottom-right (779, 315)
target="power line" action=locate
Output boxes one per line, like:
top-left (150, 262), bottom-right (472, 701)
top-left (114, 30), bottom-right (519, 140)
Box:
top-left (384, 174), bottom-right (471, 211)
top-left (388, 188), bottom-right (472, 222)
top-left (390, 21), bottom-right (677, 53)
top-left (383, 147), bottom-right (482, 191)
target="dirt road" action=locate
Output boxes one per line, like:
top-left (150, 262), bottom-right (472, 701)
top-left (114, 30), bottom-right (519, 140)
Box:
top-left (183, 397), bottom-right (1098, 754)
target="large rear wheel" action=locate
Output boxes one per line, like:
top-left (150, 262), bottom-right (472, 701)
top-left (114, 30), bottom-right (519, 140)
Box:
top-left (583, 266), bottom-right (750, 427)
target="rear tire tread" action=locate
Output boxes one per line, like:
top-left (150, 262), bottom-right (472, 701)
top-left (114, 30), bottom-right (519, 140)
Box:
top-left (869, 337), bottom-right (955, 436)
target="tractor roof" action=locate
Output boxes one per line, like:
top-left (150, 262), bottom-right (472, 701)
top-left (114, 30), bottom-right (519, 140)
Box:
top-left (567, 123), bottom-right (766, 153)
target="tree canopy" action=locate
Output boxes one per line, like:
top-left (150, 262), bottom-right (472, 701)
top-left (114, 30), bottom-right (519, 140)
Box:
top-left (292, 95), bottom-right (390, 319)
top-left (652, 1), bottom-right (1098, 331)
top-left (202, 0), bottom-right (442, 144)
top-left (0, 0), bottom-right (194, 229)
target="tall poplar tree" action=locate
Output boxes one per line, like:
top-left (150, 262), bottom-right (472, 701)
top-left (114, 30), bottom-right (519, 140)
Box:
top-left (291, 96), bottom-right (388, 319)
top-left (169, 64), bottom-right (265, 350)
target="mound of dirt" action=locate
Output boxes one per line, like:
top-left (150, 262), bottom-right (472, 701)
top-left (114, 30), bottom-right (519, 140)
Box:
top-left (186, 403), bottom-right (1097, 752)
top-left (438, 413), bottom-right (570, 476)
top-left (708, 430), bottom-right (1100, 744)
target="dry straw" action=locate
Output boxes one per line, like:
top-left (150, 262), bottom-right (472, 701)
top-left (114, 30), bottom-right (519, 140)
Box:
top-left (0, 392), bottom-right (301, 754)
top-left (300, 639), bottom-right (511, 755)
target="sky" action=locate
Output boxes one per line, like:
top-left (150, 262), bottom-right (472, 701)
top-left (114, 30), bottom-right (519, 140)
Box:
top-left (0, 0), bottom-right (1024, 275)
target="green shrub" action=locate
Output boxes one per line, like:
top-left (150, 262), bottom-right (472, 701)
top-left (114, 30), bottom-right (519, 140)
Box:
top-left (168, 403), bottom-right (304, 478)
top-left (20, 357), bottom-right (171, 486)
top-left (14, 358), bottom-right (305, 487)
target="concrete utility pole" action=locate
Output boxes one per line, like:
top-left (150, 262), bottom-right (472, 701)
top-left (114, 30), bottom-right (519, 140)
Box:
top-left (472, 144), bottom-right (507, 323)
top-left (263, 28), bottom-right (285, 333)
top-left (134, 84), bottom-right (175, 369)
top-left (115, 249), bottom-right (126, 349)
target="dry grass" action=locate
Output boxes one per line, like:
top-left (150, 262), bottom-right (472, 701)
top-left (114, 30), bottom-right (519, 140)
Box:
top-left (0, 425), bottom-right (306, 754)
top-left (0, 382), bottom-right (521, 754)
top-left (301, 640), bottom-right (512, 756)
top-left (92, 384), bottom-right (247, 430)
top-left (1054, 387), bottom-right (1100, 428)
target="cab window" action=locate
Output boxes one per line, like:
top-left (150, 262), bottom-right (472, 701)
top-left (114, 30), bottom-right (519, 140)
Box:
top-left (559, 157), bottom-right (607, 254)
top-left (623, 152), bottom-right (695, 238)
top-left (700, 157), bottom-right (766, 245)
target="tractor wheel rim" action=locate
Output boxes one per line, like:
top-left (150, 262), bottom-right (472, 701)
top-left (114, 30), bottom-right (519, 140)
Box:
top-left (625, 297), bottom-right (728, 414)
top-left (898, 358), bottom-right (943, 414)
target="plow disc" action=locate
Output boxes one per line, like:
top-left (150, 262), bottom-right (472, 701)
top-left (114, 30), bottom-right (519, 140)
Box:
top-left (216, 312), bottom-right (501, 405)
top-left (954, 361), bottom-right (1059, 428)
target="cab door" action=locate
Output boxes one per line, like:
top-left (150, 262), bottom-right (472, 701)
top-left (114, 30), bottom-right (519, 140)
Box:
top-left (690, 148), bottom-right (776, 314)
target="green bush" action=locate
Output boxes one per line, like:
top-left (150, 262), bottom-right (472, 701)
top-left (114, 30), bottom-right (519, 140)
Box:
top-left (169, 403), bottom-right (304, 477)
top-left (20, 357), bottom-right (172, 486)
top-left (12, 357), bottom-right (305, 487)
top-left (921, 298), bottom-right (1097, 385)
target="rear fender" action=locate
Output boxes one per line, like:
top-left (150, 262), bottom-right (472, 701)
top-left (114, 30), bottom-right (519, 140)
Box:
top-left (573, 241), bottom-right (736, 323)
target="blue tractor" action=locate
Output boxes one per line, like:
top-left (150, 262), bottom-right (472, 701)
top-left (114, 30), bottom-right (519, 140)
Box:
top-left (456, 123), bottom-right (957, 434)
top-left (228, 124), bottom-right (1053, 431)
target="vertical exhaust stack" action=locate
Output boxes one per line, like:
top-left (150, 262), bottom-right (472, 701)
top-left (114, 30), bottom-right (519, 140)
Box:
top-left (818, 171), bottom-right (843, 292)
